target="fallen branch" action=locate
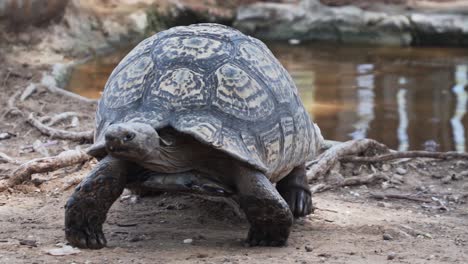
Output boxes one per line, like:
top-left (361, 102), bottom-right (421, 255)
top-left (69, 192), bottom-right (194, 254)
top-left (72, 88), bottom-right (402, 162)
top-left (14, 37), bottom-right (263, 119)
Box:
top-left (0, 152), bottom-right (20, 165)
top-left (43, 112), bottom-right (87, 126)
top-left (369, 192), bottom-right (432, 203)
top-left (307, 139), bottom-right (389, 182)
top-left (2, 148), bottom-right (92, 191)
top-left (20, 83), bottom-right (36, 101)
top-left (46, 84), bottom-right (97, 104)
top-left (2, 90), bottom-right (23, 117)
top-left (341, 151), bottom-right (468, 163)
top-left (310, 173), bottom-right (388, 194)
top-left (27, 113), bottom-right (93, 142)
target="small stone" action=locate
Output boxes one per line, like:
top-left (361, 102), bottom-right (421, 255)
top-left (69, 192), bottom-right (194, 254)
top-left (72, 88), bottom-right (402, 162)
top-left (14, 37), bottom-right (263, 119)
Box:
top-left (382, 233), bottom-right (393, 241)
top-left (387, 252), bottom-right (396, 260)
top-left (197, 253), bottom-right (208, 258)
top-left (396, 167), bottom-right (407, 175)
top-left (377, 202), bottom-right (386, 208)
top-left (382, 164), bottom-right (391, 171)
top-left (317, 253), bottom-right (331, 258)
top-left (441, 175), bottom-right (452, 184)
top-left (305, 245), bottom-right (313, 252)
top-left (183, 238), bottom-right (193, 244)
top-left (19, 239), bottom-right (37, 247)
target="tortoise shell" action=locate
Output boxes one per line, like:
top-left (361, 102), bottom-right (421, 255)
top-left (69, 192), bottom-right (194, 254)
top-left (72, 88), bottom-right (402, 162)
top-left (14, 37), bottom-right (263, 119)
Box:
top-left (94, 23), bottom-right (322, 180)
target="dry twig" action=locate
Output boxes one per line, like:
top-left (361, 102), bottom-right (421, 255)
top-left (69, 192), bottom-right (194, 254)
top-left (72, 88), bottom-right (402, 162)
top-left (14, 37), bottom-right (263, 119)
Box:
top-left (44, 112), bottom-right (86, 126)
top-left (369, 192), bottom-right (432, 203)
top-left (1, 148), bottom-right (92, 191)
top-left (46, 85), bottom-right (97, 104)
top-left (307, 139), bottom-right (389, 182)
top-left (341, 151), bottom-right (468, 163)
top-left (310, 173), bottom-right (388, 194)
top-left (0, 152), bottom-right (20, 165)
top-left (27, 113), bottom-right (93, 142)
top-left (20, 83), bottom-right (36, 101)
top-left (2, 90), bottom-right (23, 117)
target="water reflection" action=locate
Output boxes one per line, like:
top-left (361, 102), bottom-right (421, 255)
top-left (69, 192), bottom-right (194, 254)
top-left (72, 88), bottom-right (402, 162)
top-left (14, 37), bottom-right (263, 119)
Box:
top-left (451, 65), bottom-right (468, 152)
top-left (349, 64), bottom-right (375, 139)
top-left (67, 42), bottom-right (468, 151)
top-left (396, 88), bottom-right (409, 151)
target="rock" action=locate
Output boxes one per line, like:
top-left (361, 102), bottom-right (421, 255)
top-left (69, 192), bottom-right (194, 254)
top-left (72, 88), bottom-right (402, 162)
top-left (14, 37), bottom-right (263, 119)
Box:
top-left (441, 175), bottom-right (453, 184)
top-left (234, 0), bottom-right (468, 46)
top-left (46, 245), bottom-right (81, 256)
top-left (396, 167), bottom-right (407, 175)
top-left (19, 239), bottom-right (37, 247)
top-left (387, 252), bottom-right (396, 260)
top-left (382, 233), bottom-right (393, 241)
top-left (183, 238), bottom-right (193, 244)
top-left (382, 164), bottom-right (391, 172)
top-left (305, 245), bottom-right (313, 252)
top-left (0, 0), bottom-right (69, 28)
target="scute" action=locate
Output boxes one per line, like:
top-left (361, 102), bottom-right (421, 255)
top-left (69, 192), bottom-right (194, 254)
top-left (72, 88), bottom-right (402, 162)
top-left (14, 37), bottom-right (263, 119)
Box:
top-left (171, 113), bottom-right (223, 146)
top-left (152, 36), bottom-right (232, 72)
top-left (103, 55), bottom-right (154, 108)
top-left (213, 63), bottom-right (275, 121)
top-left (237, 41), bottom-right (294, 103)
top-left (259, 123), bottom-right (282, 176)
top-left (150, 68), bottom-right (207, 108)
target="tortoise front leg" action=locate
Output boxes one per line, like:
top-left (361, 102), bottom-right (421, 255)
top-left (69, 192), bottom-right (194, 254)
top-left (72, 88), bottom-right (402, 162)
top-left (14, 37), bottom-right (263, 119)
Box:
top-left (65, 156), bottom-right (129, 249)
top-left (235, 165), bottom-right (293, 247)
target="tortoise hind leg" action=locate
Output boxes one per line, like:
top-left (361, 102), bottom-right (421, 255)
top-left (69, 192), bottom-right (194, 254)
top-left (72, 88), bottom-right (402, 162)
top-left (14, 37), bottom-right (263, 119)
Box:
top-left (65, 156), bottom-right (130, 249)
top-left (276, 164), bottom-right (313, 218)
top-left (235, 165), bottom-right (293, 247)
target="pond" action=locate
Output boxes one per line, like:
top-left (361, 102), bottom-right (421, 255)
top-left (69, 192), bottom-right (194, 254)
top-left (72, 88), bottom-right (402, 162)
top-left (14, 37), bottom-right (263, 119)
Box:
top-left (67, 41), bottom-right (468, 152)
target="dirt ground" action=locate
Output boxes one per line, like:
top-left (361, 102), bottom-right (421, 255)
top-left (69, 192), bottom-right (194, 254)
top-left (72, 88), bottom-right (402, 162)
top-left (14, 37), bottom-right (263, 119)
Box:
top-left (1, 0), bottom-right (468, 263)
top-left (1, 51), bottom-right (467, 264)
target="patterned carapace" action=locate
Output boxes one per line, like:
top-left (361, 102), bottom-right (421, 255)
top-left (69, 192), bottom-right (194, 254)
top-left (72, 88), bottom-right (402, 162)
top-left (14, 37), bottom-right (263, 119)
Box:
top-left (96, 23), bottom-right (322, 180)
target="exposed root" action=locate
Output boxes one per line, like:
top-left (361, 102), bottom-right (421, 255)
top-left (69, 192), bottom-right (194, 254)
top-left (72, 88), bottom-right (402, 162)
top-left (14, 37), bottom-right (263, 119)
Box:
top-left (20, 83), bottom-right (37, 101)
top-left (306, 139), bottom-right (389, 182)
top-left (46, 84), bottom-right (98, 104)
top-left (2, 90), bottom-right (23, 117)
top-left (43, 112), bottom-right (87, 126)
top-left (341, 151), bottom-right (468, 163)
top-left (369, 192), bottom-right (433, 203)
top-left (0, 152), bottom-right (20, 165)
top-left (1, 148), bottom-right (92, 191)
top-left (310, 173), bottom-right (388, 194)
top-left (27, 113), bottom-right (93, 142)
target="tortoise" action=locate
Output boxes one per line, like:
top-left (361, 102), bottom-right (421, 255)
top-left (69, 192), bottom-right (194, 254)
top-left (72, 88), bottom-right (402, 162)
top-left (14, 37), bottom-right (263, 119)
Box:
top-left (64, 23), bottom-right (324, 249)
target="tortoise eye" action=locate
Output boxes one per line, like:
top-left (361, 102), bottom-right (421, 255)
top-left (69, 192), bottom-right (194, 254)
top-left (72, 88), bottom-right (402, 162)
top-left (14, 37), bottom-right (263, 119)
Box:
top-left (123, 132), bottom-right (135, 142)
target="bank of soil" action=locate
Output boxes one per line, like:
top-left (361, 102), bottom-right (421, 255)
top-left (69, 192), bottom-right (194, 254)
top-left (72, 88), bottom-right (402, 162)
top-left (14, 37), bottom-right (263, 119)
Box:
top-left (0, 0), bottom-right (467, 263)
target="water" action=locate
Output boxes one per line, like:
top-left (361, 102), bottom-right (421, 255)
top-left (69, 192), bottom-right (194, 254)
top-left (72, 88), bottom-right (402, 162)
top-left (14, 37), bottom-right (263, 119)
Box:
top-left (67, 42), bottom-right (468, 151)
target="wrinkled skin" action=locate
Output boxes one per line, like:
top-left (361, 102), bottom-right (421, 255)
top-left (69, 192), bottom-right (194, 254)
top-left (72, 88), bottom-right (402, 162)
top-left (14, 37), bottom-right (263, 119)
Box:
top-left (65, 123), bottom-right (312, 249)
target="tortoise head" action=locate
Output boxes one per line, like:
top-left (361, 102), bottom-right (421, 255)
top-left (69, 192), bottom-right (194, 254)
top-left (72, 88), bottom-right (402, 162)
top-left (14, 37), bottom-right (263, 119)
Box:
top-left (104, 122), bottom-right (160, 161)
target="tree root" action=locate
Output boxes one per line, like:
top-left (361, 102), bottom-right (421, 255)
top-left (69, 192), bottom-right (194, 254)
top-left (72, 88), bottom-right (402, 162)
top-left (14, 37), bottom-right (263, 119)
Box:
top-left (306, 139), bottom-right (389, 182)
top-left (0, 152), bottom-right (20, 165)
top-left (0, 148), bottom-right (92, 192)
top-left (20, 83), bottom-right (37, 101)
top-left (310, 173), bottom-right (388, 194)
top-left (369, 192), bottom-right (432, 203)
top-left (341, 151), bottom-right (468, 163)
top-left (45, 84), bottom-right (97, 104)
top-left (40, 112), bottom-right (87, 126)
top-left (27, 113), bottom-right (93, 142)
top-left (2, 90), bottom-right (23, 117)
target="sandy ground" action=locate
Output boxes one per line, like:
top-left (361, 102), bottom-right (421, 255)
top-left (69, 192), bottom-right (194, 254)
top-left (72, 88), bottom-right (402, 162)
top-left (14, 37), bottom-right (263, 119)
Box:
top-left (0, 0), bottom-right (468, 263)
